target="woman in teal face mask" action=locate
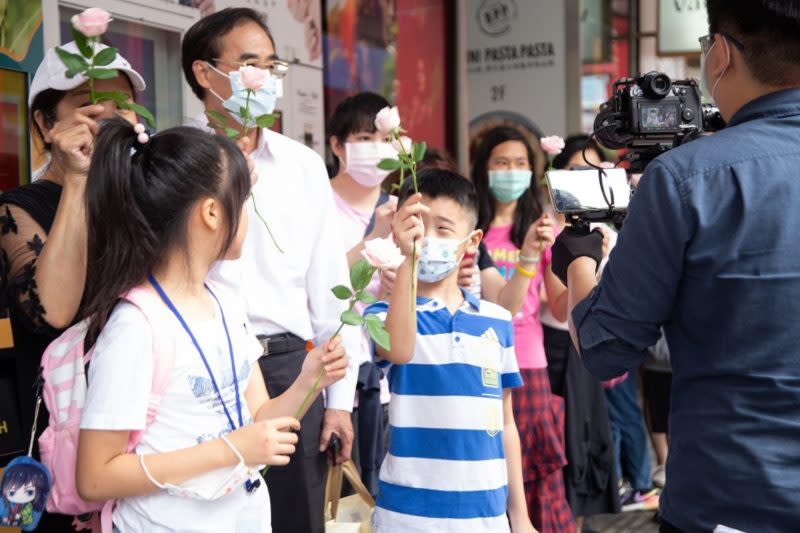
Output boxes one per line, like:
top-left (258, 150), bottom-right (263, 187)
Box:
top-left (471, 126), bottom-right (575, 533)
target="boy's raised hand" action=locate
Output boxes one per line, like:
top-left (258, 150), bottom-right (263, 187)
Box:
top-left (391, 192), bottom-right (429, 258)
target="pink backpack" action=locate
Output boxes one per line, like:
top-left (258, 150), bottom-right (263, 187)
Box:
top-left (37, 286), bottom-right (175, 532)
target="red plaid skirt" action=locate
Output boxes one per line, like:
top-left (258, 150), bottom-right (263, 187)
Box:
top-left (514, 368), bottom-right (576, 533)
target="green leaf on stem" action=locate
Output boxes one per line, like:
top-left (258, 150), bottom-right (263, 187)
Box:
top-left (350, 259), bottom-right (376, 292)
top-left (331, 285), bottom-right (353, 300)
top-left (71, 27), bottom-right (93, 58)
top-left (91, 91), bottom-right (117, 103)
top-left (340, 309), bottom-right (364, 326)
top-left (366, 318), bottom-right (391, 351)
top-left (378, 158), bottom-right (402, 171)
top-left (255, 114), bottom-right (275, 128)
top-left (364, 314), bottom-right (382, 326)
top-left (118, 101), bottom-right (156, 129)
top-left (357, 291), bottom-right (378, 305)
top-left (93, 47), bottom-right (119, 67)
top-left (225, 127), bottom-right (242, 139)
top-left (206, 110), bottom-right (228, 126)
top-left (111, 92), bottom-right (131, 105)
top-left (86, 68), bottom-right (119, 80)
top-left (239, 106), bottom-right (250, 121)
top-left (55, 48), bottom-right (88, 78)
top-left (413, 141), bottom-right (427, 163)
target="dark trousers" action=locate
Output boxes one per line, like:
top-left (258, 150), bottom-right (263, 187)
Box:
top-left (259, 347), bottom-right (327, 533)
top-left (605, 375), bottom-right (652, 491)
top-left (660, 518), bottom-right (685, 532)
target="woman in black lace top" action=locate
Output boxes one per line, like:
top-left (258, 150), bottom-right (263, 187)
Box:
top-left (0, 42), bottom-right (145, 531)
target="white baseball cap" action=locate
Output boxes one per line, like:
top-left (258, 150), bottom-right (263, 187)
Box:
top-left (29, 41), bottom-right (146, 106)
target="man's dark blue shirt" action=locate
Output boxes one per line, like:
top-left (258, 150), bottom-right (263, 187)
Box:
top-left (574, 88), bottom-right (800, 532)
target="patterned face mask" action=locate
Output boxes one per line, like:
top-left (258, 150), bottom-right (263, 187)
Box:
top-left (417, 232), bottom-right (476, 283)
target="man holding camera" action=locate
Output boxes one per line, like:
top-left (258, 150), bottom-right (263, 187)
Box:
top-left (552, 2), bottom-right (800, 532)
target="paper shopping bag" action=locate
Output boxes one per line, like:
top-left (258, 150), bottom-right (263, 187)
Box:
top-left (324, 460), bottom-right (374, 533)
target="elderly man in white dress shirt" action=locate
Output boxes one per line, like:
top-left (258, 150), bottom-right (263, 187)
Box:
top-left (181, 8), bottom-right (363, 533)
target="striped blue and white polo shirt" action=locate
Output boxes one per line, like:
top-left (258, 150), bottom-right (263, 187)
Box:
top-left (364, 289), bottom-right (523, 533)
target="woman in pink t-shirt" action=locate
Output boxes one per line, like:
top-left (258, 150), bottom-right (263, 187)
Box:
top-left (472, 126), bottom-right (575, 533)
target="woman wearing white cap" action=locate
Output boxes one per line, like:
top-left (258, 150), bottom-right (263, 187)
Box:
top-left (0, 41), bottom-right (145, 532)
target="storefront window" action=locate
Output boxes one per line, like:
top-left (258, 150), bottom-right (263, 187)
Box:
top-left (580, 0), bottom-right (631, 132)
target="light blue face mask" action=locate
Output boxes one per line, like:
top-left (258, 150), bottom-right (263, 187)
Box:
top-left (417, 233), bottom-right (475, 283)
top-left (488, 169), bottom-right (532, 203)
top-left (207, 63), bottom-right (279, 126)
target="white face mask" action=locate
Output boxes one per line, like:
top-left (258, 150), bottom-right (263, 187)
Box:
top-left (418, 232), bottom-right (475, 283)
top-left (700, 35), bottom-right (730, 104)
top-left (343, 142), bottom-right (398, 188)
top-left (140, 435), bottom-right (261, 500)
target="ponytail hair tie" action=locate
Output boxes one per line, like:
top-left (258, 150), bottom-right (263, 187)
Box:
top-left (134, 123), bottom-right (149, 144)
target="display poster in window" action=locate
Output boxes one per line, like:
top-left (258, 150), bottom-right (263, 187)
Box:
top-left (467, 0), bottom-right (567, 172)
top-left (0, 1), bottom-right (44, 72)
top-left (323, 1), bottom-right (449, 161)
top-left (0, 69), bottom-right (28, 192)
top-left (0, 1), bottom-right (43, 187)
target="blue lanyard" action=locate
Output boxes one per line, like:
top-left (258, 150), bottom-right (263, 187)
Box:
top-left (148, 273), bottom-right (243, 431)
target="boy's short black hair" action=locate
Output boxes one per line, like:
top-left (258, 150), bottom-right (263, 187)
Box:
top-left (182, 8), bottom-right (275, 100)
top-left (327, 92), bottom-right (391, 143)
top-left (707, 0), bottom-right (800, 86)
top-left (398, 168), bottom-right (479, 229)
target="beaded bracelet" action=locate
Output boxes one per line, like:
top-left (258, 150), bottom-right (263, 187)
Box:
top-left (518, 254), bottom-right (541, 264)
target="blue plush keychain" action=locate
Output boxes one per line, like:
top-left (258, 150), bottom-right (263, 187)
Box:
top-left (0, 390), bottom-right (52, 531)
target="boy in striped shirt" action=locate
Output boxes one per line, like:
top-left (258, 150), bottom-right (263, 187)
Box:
top-left (364, 169), bottom-right (536, 533)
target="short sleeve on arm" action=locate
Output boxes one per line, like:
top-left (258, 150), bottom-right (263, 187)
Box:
top-left (477, 242), bottom-right (496, 271)
top-left (573, 160), bottom-right (690, 380)
top-left (215, 284), bottom-right (263, 366)
top-left (81, 302), bottom-right (154, 431)
top-left (500, 318), bottom-right (523, 389)
top-left (242, 316), bottom-right (264, 366)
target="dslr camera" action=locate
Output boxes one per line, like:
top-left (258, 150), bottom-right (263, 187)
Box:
top-left (545, 72), bottom-right (724, 231)
top-left (593, 72), bottom-right (725, 172)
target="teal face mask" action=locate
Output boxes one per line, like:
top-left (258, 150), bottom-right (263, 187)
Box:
top-left (488, 169), bottom-right (532, 202)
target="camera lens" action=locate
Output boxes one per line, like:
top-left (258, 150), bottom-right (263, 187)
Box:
top-left (640, 72), bottom-right (672, 99)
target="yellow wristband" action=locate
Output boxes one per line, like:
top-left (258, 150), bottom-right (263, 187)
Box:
top-left (516, 262), bottom-right (537, 278)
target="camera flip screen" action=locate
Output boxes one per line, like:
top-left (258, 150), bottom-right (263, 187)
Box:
top-left (639, 104), bottom-right (679, 132)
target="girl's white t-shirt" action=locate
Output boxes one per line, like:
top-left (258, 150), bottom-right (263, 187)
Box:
top-left (80, 289), bottom-right (269, 533)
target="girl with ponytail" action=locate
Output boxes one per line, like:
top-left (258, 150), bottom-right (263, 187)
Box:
top-left (75, 119), bottom-right (349, 532)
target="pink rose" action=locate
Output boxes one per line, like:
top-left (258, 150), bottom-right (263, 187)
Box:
top-left (540, 135), bottom-right (566, 156)
top-left (391, 136), bottom-right (412, 154)
top-left (362, 237), bottom-right (405, 270)
top-left (374, 106), bottom-right (401, 135)
top-left (71, 7), bottom-right (112, 38)
top-left (239, 65), bottom-right (267, 91)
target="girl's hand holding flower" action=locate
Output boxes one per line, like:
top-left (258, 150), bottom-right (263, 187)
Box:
top-left (301, 337), bottom-right (348, 390)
